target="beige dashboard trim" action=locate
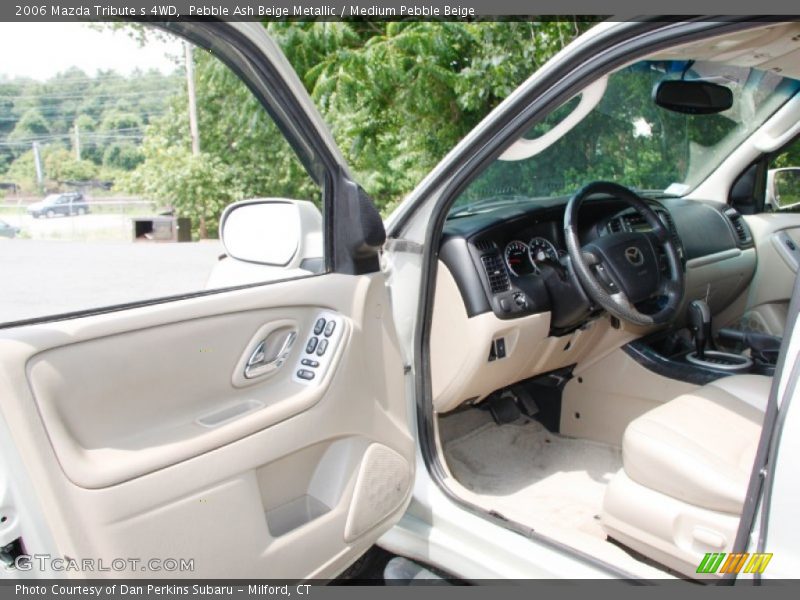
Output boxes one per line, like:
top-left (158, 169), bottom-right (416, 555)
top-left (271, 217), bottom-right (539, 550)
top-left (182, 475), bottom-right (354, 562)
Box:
top-left (685, 248), bottom-right (742, 268)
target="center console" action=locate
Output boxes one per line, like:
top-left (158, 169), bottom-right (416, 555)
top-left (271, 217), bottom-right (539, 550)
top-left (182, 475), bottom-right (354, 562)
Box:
top-left (624, 300), bottom-right (780, 385)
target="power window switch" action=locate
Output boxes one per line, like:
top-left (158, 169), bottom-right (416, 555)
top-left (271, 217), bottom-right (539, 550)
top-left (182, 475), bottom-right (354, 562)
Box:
top-left (324, 320), bottom-right (336, 337)
top-left (316, 339), bottom-right (329, 356)
top-left (305, 337), bottom-right (318, 353)
top-left (313, 318), bottom-right (326, 335)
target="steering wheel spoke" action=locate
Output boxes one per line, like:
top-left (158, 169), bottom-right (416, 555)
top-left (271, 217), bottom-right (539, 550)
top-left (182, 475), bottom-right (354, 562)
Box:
top-left (609, 290), bottom-right (636, 313)
top-left (581, 250), bottom-right (600, 266)
top-left (584, 249), bottom-right (621, 294)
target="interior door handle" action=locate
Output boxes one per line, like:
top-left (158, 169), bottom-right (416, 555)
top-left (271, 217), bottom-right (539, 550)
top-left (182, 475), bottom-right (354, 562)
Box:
top-left (244, 328), bottom-right (297, 379)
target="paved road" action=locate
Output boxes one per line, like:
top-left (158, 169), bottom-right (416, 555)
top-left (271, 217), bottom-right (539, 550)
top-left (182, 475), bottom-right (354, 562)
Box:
top-left (0, 238), bottom-right (223, 324)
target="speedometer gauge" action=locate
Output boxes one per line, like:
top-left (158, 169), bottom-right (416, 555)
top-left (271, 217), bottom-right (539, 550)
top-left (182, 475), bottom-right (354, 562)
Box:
top-left (504, 241), bottom-right (534, 276)
top-left (528, 237), bottom-right (559, 265)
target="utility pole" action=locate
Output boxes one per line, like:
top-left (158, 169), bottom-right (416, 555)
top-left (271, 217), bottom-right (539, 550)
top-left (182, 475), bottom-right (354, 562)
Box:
top-left (184, 41), bottom-right (200, 156)
top-left (32, 141), bottom-right (44, 193)
top-left (184, 41), bottom-right (204, 238)
top-left (73, 123), bottom-right (81, 161)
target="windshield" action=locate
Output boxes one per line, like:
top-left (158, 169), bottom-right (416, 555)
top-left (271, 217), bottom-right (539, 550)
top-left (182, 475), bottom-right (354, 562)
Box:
top-left (451, 60), bottom-right (800, 214)
top-left (42, 194), bottom-right (60, 204)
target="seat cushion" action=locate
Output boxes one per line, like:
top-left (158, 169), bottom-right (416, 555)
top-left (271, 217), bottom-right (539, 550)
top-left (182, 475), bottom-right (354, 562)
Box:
top-left (622, 374), bottom-right (771, 514)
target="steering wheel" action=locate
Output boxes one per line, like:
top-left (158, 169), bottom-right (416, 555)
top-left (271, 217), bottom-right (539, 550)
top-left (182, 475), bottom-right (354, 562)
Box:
top-left (564, 181), bottom-right (684, 326)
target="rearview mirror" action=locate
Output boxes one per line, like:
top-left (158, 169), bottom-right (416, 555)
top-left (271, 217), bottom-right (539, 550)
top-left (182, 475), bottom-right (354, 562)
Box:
top-left (767, 168), bottom-right (800, 210)
top-left (219, 199), bottom-right (322, 266)
top-left (653, 80), bottom-right (733, 115)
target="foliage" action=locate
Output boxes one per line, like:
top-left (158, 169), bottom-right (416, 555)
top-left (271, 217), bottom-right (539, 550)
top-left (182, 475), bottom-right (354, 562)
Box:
top-left (121, 137), bottom-right (241, 239)
top-left (2, 21), bottom-right (597, 238)
top-left (1, 149), bottom-right (38, 191)
top-left (457, 62), bottom-right (754, 204)
top-left (2, 144), bottom-right (98, 193)
top-left (264, 20), bottom-right (596, 208)
top-left (102, 143), bottom-right (144, 170)
top-left (8, 108), bottom-right (50, 140)
top-left (119, 21), bottom-right (594, 237)
top-left (773, 139), bottom-right (800, 170)
top-left (0, 67), bottom-right (182, 183)
top-left (43, 147), bottom-right (98, 182)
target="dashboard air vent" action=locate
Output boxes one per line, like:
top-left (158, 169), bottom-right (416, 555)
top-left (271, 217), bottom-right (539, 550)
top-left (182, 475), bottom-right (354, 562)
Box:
top-left (624, 213), bottom-right (646, 229)
top-left (608, 218), bottom-right (623, 234)
top-left (473, 239), bottom-right (496, 252)
top-left (480, 254), bottom-right (510, 294)
top-left (724, 208), bottom-right (751, 245)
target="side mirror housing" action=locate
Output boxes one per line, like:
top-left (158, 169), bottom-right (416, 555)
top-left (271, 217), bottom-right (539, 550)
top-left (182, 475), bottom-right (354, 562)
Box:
top-left (767, 167), bottom-right (800, 210)
top-left (219, 199), bottom-right (323, 267)
top-left (653, 79), bottom-right (733, 115)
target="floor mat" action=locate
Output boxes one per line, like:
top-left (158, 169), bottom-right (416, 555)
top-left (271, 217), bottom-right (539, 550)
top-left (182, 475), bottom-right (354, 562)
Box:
top-left (442, 413), bottom-right (622, 538)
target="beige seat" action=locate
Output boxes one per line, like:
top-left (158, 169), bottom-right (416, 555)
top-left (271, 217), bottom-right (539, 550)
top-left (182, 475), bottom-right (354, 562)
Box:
top-left (602, 374), bottom-right (771, 578)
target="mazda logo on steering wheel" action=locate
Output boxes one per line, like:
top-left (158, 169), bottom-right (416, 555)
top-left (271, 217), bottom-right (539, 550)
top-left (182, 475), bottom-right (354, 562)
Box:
top-left (625, 246), bottom-right (644, 266)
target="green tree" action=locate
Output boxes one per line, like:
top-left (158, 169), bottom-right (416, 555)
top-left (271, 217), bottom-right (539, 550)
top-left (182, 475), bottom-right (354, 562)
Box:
top-left (103, 142), bottom-right (144, 170)
top-left (44, 147), bottom-right (98, 182)
top-left (7, 108), bottom-right (50, 141)
top-left (122, 21), bottom-right (595, 236)
top-left (123, 138), bottom-right (240, 239)
top-left (0, 66), bottom-right (182, 184)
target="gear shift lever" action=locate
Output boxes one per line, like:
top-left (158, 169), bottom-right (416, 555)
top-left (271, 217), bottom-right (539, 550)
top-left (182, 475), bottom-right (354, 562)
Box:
top-left (685, 299), bottom-right (751, 372)
top-left (688, 299), bottom-right (712, 359)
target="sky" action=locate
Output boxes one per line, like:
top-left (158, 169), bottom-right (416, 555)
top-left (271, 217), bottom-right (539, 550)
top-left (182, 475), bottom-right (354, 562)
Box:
top-left (0, 23), bottom-right (183, 80)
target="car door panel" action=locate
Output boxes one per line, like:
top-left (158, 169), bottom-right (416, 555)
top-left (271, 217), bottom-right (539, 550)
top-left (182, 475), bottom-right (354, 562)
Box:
top-left (0, 272), bottom-right (414, 578)
top-left (25, 306), bottom-right (352, 488)
top-left (739, 213), bottom-right (800, 334)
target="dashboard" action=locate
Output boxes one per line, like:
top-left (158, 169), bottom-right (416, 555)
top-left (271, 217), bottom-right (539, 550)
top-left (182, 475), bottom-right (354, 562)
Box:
top-left (439, 194), bottom-right (754, 333)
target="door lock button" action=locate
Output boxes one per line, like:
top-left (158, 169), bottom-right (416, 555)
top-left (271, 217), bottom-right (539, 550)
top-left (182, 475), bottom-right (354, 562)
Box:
top-left (301, 358), bottom-right (319, 368)
top-left (305, 337), bottom-right (318, 353)
top-left (296, 369), bottom-right (315, 380)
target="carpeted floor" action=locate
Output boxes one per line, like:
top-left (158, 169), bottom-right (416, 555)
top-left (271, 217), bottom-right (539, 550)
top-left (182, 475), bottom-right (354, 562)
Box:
top-left (440, 409), bottom-right (622, 539)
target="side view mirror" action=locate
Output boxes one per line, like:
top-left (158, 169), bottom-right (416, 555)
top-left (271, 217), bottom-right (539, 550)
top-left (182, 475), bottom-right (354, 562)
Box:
top-left (219, 199), bottom-right (323, 267)
top-left (653, 79), bottom-right (733, 115)
top-left (767, 167), bottom-right (800, 210)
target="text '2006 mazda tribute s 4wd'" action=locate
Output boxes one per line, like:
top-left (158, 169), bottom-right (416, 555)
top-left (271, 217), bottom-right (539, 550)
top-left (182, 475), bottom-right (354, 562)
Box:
top-left (2, 18), bottom-right (800, 583)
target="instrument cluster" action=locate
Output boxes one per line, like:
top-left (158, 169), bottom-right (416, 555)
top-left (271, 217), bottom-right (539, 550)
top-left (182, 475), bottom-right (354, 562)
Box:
top-left (503, 236), bottom-right (562, 277)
